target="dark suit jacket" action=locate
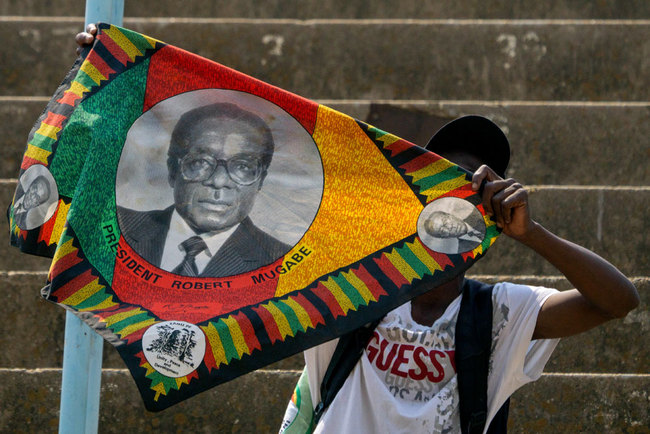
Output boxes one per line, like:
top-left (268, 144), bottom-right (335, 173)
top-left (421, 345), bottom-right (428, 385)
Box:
top-left (117, 205), bottom-right (291, 277)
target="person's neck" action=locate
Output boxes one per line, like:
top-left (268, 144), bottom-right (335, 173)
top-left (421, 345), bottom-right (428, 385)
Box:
top-left (410, 275), bottom-right (464, 326)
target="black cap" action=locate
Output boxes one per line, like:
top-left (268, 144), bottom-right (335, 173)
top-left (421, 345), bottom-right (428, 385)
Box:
top-left (425, 115), bottom-right (510, 178)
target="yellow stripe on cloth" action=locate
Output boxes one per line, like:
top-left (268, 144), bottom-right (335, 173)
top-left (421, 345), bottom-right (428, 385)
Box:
top-left (385, 249), bottom-right (419, 284)
top-left (282, 298), bottom-right (314, 330)
top-left (60, 277), bottom-right (103, 306)
top-left (321, 277), bottom-right (356, 315)
top-left (80, 60), bottom-right (107, 85)
top-left (175, 377), bottom-right (189, 389)
top-left (24, 144), bottom-right (51, 164)
top-left (141, 362), bottom-right (156, 376)
top-left (222, 316), bottom-right (249, 358)
top-left (264, 302), bottom-right (294, 340)
top-left (407, 159), bottom-right (455, 182)
top-left (48, 200), bottom-right (71, 246)
top-left (340, 269), bottom-right (374, 303)
top-left (103, 307), bottom-right (145, 327)
top-left (202, 322), bottom-right (227, 368)
top-left (116, 318), bottom-right (157, 339)
top-left (104, 26), bottom-right (143, 61)
top-left (34, 124), bottom-right (61, 141)
top-left (408, 239), bottom-right (442, 274)
top-left (77, 297), bottom-right (117, 312)
top-left (152, 383), bottom-right (167, 401)
top-left (52, 237), bottom-right (77, 262)
top-left (419, 175), bottom-right (469, 202)
top-left (67, 81), bottom-right (91, 98)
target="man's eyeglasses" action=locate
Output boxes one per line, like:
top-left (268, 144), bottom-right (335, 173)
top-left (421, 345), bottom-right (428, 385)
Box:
top-left (179, 153), bottom-right (263, 185)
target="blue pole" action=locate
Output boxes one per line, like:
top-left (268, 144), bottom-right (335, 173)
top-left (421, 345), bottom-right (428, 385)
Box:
top-left (58, 3), bottom-right (124, 433)
top-left (84, 0), bottom-right (124, 28)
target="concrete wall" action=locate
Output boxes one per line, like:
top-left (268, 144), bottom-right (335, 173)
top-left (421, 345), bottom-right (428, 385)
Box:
top-left (0, 1), bottom-right (648, 432)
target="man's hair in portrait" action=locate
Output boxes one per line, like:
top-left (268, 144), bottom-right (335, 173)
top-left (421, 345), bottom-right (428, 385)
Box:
top-left (167, 102), bottom-right (275, 180)
top-left (25, 175), bottom-right (51, 209)
top-left (424, 211), bottom-right (466, 239)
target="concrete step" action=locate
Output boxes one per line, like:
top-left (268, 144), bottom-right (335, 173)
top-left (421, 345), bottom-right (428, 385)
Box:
top-left (508, 373), bottom-right (650, 432)
top-left (2, 98), bottom-right (649, 185)
top-left (3, 1), bottom-right (650, 19)
top-left (472, 187), bottom-right (650, 277)
top-left (1, 270), bottom-right (647, 373)
top-left (1, 18), bottom-right (649, 101)
top-left (0, 368), bottom-right (648, 432)
top-left (2, 183), bottom-right (647, 275)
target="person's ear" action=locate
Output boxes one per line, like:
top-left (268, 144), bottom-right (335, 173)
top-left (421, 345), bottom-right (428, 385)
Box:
top-left (167, 157), bottom-right (177, 187)
top-left (257, 169), bottom-right (268, 191)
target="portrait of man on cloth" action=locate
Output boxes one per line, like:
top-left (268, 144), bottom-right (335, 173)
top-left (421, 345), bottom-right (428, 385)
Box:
top-left (116, 93), bottom-right (323, 278)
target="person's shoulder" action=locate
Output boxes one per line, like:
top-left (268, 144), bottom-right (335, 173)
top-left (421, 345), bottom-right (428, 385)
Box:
top-left (241, 218), bottom-right (291, 255)
top-left (116, 205), bottom-right (174, 233)
top-left (491, 281), bottom-right (558, 309)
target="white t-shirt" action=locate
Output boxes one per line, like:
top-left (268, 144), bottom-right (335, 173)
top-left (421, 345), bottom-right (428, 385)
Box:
top-left (303, 282), bottom-right (559, 434)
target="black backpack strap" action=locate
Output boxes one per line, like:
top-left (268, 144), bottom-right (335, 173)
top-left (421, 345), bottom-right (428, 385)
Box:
top-left (456, 278), bottom-right (495, 434)
top-left (313, 318), bottom-right (382, 425)
top-left (486, 398), bottom-right (510, 434)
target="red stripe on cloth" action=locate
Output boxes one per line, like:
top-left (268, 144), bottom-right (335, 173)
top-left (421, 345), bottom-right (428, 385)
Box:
top-left (202, 332), bottom-right (218, 372)
top-left (20, 156), bottom-right (45, 170)
top-left (399, 152), bottom-right (444, 173)
top-left (86, 49), bottom-right (116, 79)
top-left (233, 311), bottom-right (262, 352)
top-left (124, 327), bottom-right (148, 344)
top-left (185, 370), bottom-right (199, 382)
top-left (36, 212), bottom-right (56, 245)
top-left (42, 111), bottom-right (67, 129)
top-left (437, 183), bottom-right (474, 201)
top-left (373, 254), bottom-right (409, 289)
top-left (51, 268), bottom-right (98, 302)
top-left (251, 305), bottom-right (283, 344)
top-left (135, 351), bottom-right (147, 366)
top-left (57, 91), bottom-right (82, 106)
top-left (384, 138), bottom-right (413, 157)
top-left (98, 36), bottom-right (130, 66)
top-left (419, 245), bottom-right (454, 270)
top-left (311, 282), bottom-right (345, 319)
top-left (99, 305), bottom-right (142, 318)
top-left (461, 251), bottom-right (476, 262)
top-left (142, 46), bottom-right (319, 134)
top-left (353, 264), bottom-right (388, 300)
top-left (291, 293), bottom-right (325, 327)
top-left (48, 248), bottom-right (83, 276)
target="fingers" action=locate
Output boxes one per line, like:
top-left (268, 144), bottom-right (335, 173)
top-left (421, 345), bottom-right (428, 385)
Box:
top-left (75, 24), bottom-right (98, 54)
top-left (471, 164), bottom-right (500, 190)
top-left (481, 178), bottom-right (528, 227)
top-left (491, 182), bottom-right (526, 226)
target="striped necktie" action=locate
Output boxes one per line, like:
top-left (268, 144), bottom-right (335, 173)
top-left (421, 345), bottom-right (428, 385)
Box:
top-left (172, 236), bottom-right (208, 277)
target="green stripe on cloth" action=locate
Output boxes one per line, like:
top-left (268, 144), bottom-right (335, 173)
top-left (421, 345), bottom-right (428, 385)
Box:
top-left (215, 320), bottom-right (239, 363)
top-left (273, 300), bottom-right (305, 335)
top-left (331, 274), bottom-right (366, 309)
top-left (397, 244), bottom-right (429, 279)
top-left (415, 166), bottom-right (465, 191)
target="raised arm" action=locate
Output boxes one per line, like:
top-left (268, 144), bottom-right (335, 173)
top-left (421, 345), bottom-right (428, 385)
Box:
top-left (472, 165), bottom-right (640, 340)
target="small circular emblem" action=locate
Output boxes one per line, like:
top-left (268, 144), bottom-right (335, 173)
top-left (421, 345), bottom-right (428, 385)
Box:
top-left (417, 197), bottom-right (486, 254)
top-left (13, 165), bottom-right (58, 230)
top-left (142, 321), bottom-right (206, 378)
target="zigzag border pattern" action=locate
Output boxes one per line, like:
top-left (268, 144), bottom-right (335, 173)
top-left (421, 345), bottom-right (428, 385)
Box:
top-left (11, 24), bottom-right (162, 248)
top-left (39, 33), bottom-right (499, 406)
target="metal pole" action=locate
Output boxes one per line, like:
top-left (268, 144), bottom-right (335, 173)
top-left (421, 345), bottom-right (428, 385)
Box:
top-left (58, 3), bottom-right (124, 433)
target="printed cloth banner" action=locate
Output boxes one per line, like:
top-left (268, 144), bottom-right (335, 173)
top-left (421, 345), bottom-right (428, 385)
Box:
top-left (8, 23), bottom-right (500, 411)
